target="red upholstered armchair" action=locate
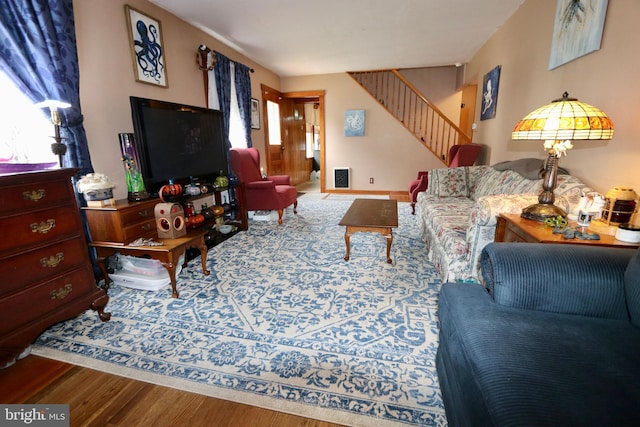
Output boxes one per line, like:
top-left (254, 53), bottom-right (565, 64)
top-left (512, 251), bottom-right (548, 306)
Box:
top-left (409, 143), bottom-right (482, 214)
top-left (230, 148), bottom-right (298, 224)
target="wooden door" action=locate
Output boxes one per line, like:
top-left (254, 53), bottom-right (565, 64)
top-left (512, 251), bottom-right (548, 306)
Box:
top-left (261, 85), bottom-right (326, 188)
top-left (262, 85), bottom-right (285, 176)
top-left (459, 84), bottom-right (477, 138)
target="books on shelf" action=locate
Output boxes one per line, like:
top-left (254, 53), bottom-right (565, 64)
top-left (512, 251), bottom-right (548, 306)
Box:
top-left (85, 198), bottom-right (116, 207)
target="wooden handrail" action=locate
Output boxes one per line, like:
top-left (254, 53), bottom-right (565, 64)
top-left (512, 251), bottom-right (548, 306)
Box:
top-left (348, 69), bottom-right (471, 165)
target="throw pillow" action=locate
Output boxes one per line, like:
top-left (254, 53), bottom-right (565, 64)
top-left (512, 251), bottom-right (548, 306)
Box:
top-left (437, 167), bottom-right (469, 197)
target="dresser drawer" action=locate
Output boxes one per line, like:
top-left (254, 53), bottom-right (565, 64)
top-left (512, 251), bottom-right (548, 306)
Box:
top-left (122, 218), bottom-right (157, 243)
top-left (0, 207), bottom-right (82, 254)
top-left (0, 237), bottom-right (89, 297)
top-left (120, 204), bottom-right (156, 226)
top-left (0, 266), bottom-right (95, 336)
top-left (0, 175), bottom-right (73, 216)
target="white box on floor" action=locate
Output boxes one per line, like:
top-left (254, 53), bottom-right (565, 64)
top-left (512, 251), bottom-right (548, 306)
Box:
top-left (110, 252), bottom-right (185, 291)
top-left (110, 264), bottom-right (183, 291)
top-left (250, 210), bottom-right (278, 221)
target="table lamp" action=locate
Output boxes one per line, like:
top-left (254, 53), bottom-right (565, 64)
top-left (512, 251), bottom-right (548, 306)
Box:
top-left (511, 92), bottom-right (614, 221)
top-left (36, 99), bottom-right (71, 167)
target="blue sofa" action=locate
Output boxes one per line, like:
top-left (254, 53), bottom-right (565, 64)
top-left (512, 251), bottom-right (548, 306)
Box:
top-left (436, 243), bottom-right (640, 426)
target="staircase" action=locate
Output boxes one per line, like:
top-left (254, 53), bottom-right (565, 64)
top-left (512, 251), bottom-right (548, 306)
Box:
top-left (348, 69), bottom-right (471, 165)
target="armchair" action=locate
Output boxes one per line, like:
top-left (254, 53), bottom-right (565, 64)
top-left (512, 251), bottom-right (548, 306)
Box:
top-left (409, 143), bottom-right (481, 214)
top-left (437, 243), bottom-right (640, 426)
top-left (230, 148), bottom-right (297, 224)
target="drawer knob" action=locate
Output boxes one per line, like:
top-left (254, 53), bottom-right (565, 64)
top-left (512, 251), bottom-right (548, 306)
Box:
top-left (50, 283), bottom-right (73, 300)
top-left (23, 189), bottom-right (46, 202)
top-left (40, 252), bottom-right (64, 268)
top-left (138, 209), bottom-right (150, 217)
top-left (30, 219), bottom-right (56, 234)
top-left (141, 223), bottom-right (151, 231)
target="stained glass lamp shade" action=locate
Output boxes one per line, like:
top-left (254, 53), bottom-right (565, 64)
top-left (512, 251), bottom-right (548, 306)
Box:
top-left (511, 92), bottom-right (614, 221)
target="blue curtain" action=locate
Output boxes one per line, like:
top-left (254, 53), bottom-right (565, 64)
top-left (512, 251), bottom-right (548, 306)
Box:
top-left (214, 51), bottom-right (254, 168)
top-left (234, 62), bottom-right (253, 148)
top-left (0, 0), bottom-right (93, 177)
top-left (213, 51), bottom-right (232, 165)
top-left (0, 0), bottom-right (100, 275)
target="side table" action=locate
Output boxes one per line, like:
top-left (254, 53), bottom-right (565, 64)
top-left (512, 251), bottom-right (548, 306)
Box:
top-left (90, 228), bottom-right (210, 298)
top-left (495, 213), bottom-right (640, 249)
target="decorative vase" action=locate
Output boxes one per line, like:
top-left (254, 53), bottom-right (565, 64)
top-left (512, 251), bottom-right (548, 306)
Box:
top-left (119, 133), bottom-right (149, 202)
top-left (214, 170), bottom-right (229, 189)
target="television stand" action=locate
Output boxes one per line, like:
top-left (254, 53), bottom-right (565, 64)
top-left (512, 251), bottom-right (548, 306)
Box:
top-left (83, 194), bottom-right (245, 296)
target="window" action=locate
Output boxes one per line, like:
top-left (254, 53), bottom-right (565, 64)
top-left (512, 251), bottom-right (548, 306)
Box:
top-left (267, 100), bottom-right (281, 146)
top-left (228, 62), bottom-right (248, 149)
top-left (0, 70), bottom-right (58, 169)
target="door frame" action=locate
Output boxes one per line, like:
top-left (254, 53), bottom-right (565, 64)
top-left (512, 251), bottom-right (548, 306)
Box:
top-left (261, 84), bottom-right (326, 192)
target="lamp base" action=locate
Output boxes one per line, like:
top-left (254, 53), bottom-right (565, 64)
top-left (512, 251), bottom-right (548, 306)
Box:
top-left (520, 203), bottom-right (567, 222)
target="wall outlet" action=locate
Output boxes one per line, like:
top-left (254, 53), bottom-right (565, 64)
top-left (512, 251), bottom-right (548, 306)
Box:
top-left (369, 177), bottom-right (374, 184)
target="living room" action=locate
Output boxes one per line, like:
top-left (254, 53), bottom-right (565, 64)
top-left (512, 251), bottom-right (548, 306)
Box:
top-left (74, 0), bottom-right (639, 199)
top-left (2, 1), bottom-right (640, 426)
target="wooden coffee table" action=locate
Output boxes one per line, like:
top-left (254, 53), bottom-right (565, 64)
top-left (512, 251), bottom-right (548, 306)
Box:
top-left (339, 199), bottom-right (398, 263)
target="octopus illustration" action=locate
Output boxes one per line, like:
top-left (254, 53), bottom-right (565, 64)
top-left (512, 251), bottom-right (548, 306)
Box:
top-left (135, 20), bottom-right (164, 82)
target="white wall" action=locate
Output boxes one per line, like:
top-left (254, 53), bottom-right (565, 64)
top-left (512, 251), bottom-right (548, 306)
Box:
top-left (282, 71), bottom-right (460, 191)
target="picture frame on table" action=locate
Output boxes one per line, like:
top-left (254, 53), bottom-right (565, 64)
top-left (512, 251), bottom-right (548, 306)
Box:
top-left (125, 5), bottom-right (168, 87)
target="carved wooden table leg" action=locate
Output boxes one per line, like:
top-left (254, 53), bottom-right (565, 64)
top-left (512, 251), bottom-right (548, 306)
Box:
top-left (94, 254), bottom-right (111, 292)
top-left (161, 262), bottom-right (180, 299)
top-left (197, 236), bottom-right (211, 276)
top-left (385, 227), bottom-right (393, 264)
top-left (344, 227), bottom-right (353, 261)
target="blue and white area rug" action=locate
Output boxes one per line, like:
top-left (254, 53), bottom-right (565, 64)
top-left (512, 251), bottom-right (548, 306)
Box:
top-left (33, 197), bottom-right (446, 426)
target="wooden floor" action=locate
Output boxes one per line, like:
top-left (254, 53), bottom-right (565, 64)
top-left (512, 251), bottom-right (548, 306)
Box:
top-left (0, 355), bottom-right (345, 427)
top-left (389, 191), bottom-right (410, 202)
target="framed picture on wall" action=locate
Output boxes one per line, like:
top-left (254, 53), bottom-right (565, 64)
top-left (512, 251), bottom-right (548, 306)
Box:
top-left (344, 109), bottom-right (365, 136)
top-left (125, 5), bottom-right (168, 87)
top-left (251, 98), bottom-right (260, 129)
top-left (548, 0), bottom-right (609, 70)
top-left (480, 65), bottom-right (501, 121)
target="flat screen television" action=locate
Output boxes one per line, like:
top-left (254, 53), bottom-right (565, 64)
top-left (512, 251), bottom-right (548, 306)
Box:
top-left (129, 96), bottom-right (228, 195)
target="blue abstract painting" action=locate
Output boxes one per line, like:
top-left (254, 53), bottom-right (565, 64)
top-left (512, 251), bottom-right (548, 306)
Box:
top-left (548, 0), bottom-right (608, 70)
top-left (344, 110), bottom-right (365, 136)
top-left (480, 65), bottom-right (501, 121)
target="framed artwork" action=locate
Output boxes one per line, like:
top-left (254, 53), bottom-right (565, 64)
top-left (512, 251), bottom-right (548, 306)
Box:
top-left (251, 98), bottom-right (260, 129)
top-left (344, 109), bottom-right (365, 137)
top-left (125, 5), bottom-right (168, 87)
top-left (548, 0), bottom-right (609, 70)
top-left (480, 65), bottom-right (501, 121)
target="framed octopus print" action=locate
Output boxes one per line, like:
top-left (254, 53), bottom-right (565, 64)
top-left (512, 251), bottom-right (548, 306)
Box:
top-left (125, 5), bottom-right (168, 87)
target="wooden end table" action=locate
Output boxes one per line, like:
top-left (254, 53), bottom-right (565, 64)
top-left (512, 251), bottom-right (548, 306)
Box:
top-left (339, 199), bottom-right (398, 263)
top-left (495, 213), bottom-right (640, 249)
top-left (90, 228), bottom-right (211, 298)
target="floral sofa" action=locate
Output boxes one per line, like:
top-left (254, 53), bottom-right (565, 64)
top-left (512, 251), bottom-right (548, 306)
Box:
top-left (415, 164), bottom-right (589, 282)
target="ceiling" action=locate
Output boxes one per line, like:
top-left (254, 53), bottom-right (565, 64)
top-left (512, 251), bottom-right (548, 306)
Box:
top-left (151, 0), bottom-right (525, 77)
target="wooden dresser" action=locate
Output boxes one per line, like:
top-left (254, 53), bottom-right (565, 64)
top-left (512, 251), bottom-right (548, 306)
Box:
top-left (83, 198), bottom-right (157, 244)
top-left (0, 169), bottom-right (110, 368)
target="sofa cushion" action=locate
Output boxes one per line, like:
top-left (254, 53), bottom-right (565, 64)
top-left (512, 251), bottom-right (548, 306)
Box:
top-left (435, 166), bottom-right (470, 197)
top-left (624, 248), bottom-right (640, 327)
top-left (471, 167), bottom-right (541, 200)
top-left (438, 283), bottom-right (640, 426)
